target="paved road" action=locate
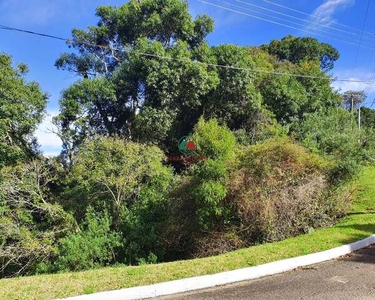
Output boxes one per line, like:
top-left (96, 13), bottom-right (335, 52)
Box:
top-left (157, 245), bottom-right (375, 300)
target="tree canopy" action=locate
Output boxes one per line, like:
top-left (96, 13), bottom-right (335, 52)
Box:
top-left (0, 54), bottom-right (47, 168)
top-left (264, 35), bottom-right (340, 71)
top-left (54, 0), bottom-right (340, 156)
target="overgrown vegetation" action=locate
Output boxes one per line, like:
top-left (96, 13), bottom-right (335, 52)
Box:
top-left (1, 0), bottom-right (375, 283)
top-left (1, 166), bottom-right (374, 300)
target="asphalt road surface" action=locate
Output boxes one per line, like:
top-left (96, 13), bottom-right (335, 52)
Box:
top-left (157, 245), bottom-right (375, 300)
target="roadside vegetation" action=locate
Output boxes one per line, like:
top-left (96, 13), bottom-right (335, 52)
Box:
top-left (0, 167), bottom-right (374, 300)
top-left (1, 0), bottom-right (375, 295)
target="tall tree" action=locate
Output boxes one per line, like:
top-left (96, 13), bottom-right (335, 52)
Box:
top-left (54, 0), bottom-right (216, 156)
top-left (342, 90), bottom-right (366, 112)
top-left (202, 45), bottom-right (263, 130)
top-left (264, 35), bottom-right (339, 71)
top-left (0, 54), bottom-right (47, 168)
top-left (258, 60), bottom-right (339, 124)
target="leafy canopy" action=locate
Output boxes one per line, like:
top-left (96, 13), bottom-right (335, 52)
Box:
top-left (265, 35), bottom-right (339, 71)
top-left (0, 54), bottom-right (47, 168)
top-left (54, 0), bottom-right (217, 154)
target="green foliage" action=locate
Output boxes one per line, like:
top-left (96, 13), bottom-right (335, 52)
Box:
top-left (0, 161), bottom-right (74, 277)
top-left (67, 137), bottom-right (173, 225)
top-left (0, 54), bottom-right (47, 168)
top-left (192, 118), bottom-right (236, 160)
top-left (259, 68), bottom-right (308, 123)
top-left (188, 119), bottom-right (236, 229)
top-left (258, 60), bottom-right (339, 124)
top-left (294, 107), bottom-right (375, 180)
top-left (203, 45), bottom-right (263, 130)
top-left (238, 138), bottom-right (331, 178)
top-left (64, 137), bottom-right (173, 266)
top-left (227, 138), bottom-right (337, 243)
top-left (232, 108), bottom-right (289, 146)
top-left (193, 180), bottom-right (227, 229)
top-left (361, 107), bottom-right (375, 129)
top-left (56, 0), bottom-right (214, 76)
top-left (265, 35), bottom-right (339, 71)
top-left (49, 209), bottom-right (121, 272)
top-left (133, 107), bottom-right (175, 145)
top-left (117, 181), bottom-right (173, 265)
top-left (54, 0), bottom-right (217, 152)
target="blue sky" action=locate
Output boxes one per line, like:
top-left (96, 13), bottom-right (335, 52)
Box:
top-left (1, 0), bottom-right (375, 155)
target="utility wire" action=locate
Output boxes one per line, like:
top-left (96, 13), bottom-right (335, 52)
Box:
top-left (199, 0), bottom-right (375, 51)
top-left (218, 0), bottom-right (375, 107)
top-left (353, 0), bottom-right (370, 69)
top-left (261, 0), bottom-right (375, 39)
top-left (351, 0), bottom-right (370, 121)
top-left (1, 24), bottom-right (374, 85)
top-left (228, 0), bottom-right (375, 46)
top-left (354, 0), bottom-right (375, 109)
top-left (0, 24), bottom-right (69, 42)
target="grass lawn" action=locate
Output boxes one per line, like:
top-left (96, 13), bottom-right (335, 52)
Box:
top-left (1, 166), bottom-right (375, 300)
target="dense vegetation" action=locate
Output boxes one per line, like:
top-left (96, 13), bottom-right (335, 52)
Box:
top-left (2, 166), bottom-right (375, 300)
top-left (1, 0), bottom-right (375, 278)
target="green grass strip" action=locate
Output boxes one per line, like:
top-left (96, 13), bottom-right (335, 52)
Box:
top-left (1, 167), bottom-right (375, 300)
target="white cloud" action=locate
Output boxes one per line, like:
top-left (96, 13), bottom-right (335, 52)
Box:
top-left (35, 111), bottom-right (62, 157)
top-left (331, 68), bottom-right (375, 106)
top-left (307, 0), bottom-right (354, 30)
top-left (331, 68), bottom-right (371, 91)
top-left (332, 79), bottom-right (368, 92)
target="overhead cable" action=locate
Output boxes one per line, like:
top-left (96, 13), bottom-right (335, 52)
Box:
top-left (1, 24), bottom-right (374, 85)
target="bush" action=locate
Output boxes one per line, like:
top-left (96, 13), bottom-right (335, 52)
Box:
top-left (50, 209), bottom-right (121, 272)
top-left (64, 137), bottom-right (174, 266)
top-left (226, 138), bottom-right (340, 244)
top-left (160, 136), bottom-right (350, 260)
top-left (190, 119), bottom-right (236, 229)
top-left (0, 161), bottom-right (74, 278)
top-left (294, 107), bottom-right (375, 180)
top-left (117, 184), bottom-right (172, 265)
top-left (192, 118), bottom-right (236, 160)
top-left (65, 137), bottom-right (173, 224)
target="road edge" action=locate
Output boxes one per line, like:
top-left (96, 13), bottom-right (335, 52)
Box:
top-left (59, 234), bottom-right (375, 300)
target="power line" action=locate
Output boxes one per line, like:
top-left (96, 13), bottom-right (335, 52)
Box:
top-left (201, 0), bottom-right (375, 107)
top-left (0, 24), bottom-right (374, 85)
top-left (351, 0), bottom-right (370, 126)
top-left (229, 0), bottom-right (375, 46)
top-left (260, 0), bottom-right (375, 39)
top-left (138, 52), bottom-right (373, 83)
top-left (0, 24), bottom-right (69, 42)
top-left (353, 0), bottom-right (371, 69)
top-left (199, 0), bottom-right (375, 51)
top-left (354, 0), bottom-right (375, 108)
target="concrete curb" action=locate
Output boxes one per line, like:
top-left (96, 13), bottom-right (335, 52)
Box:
top-left (59, 234), bottom-right (375, 300)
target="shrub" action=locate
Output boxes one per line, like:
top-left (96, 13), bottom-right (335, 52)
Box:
top-left (0, 161), bottom-right (74, 278)
top-left (192, 118), bottom-right (236, 160)
top-left (294, 107), bottom-right (375, 180)
top-left (62, 137), bottom-right (174, 267)
top-left (227, 138), bottom-right (340, 244)
top-left (65, 137), bottom-right (174, 226)
top-left (50, 209), bottom-right (121, 272)
top-left (117, 184), bottom-right (172, 265)
top-left (189, 119), bottom-right (236, 229)
top-left (193, 180), bottom-right (227, 229)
